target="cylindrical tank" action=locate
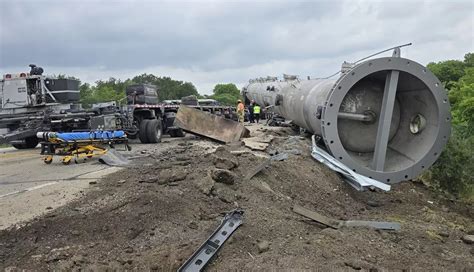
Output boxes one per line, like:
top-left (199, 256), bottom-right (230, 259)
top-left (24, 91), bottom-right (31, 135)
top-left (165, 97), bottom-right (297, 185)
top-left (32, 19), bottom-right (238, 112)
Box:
top-left (243, 56), bottom-right (451, 184)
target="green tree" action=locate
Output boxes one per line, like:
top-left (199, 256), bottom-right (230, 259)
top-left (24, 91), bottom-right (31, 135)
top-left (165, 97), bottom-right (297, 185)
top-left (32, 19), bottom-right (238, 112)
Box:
top-left (423, 52), bottom-right (474, 201)
top-left (77, 74), bottom-right (200, 107)
top-left (210, 83), bottom-right (241, 106)
top-left (449, 67), bottom-right (474, 136)
top-left (427, 59), bottom-right (465, 89)
top-left (131, 74), bottom-right (199, 100)
top-left (464, 52), bottom-right (474, 67)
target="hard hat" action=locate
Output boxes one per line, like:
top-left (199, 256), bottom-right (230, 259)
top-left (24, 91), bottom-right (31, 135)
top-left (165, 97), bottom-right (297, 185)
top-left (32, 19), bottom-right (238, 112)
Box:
top-left (237, 99), bottom-right (242, 103)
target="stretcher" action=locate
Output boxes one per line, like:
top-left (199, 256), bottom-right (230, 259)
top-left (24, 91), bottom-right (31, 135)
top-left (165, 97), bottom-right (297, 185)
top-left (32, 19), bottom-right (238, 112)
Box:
top-left (37, 131), bottom-right (130, 165)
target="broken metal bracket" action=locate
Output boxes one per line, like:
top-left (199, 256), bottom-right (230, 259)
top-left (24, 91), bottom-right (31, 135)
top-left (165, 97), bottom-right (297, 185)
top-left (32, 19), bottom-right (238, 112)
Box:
top-left (310, 135), bottom-right (390, 192)
top-left (244, 159), bottom-right (271, 181)
top-left (178, 209), bottom-right (244, 272)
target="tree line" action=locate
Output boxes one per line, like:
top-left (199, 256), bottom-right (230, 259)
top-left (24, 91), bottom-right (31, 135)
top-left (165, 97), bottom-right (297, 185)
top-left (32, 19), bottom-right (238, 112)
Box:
top-left (72, 74), bottom-right (241, 108)
top-left (424, 52), bottom-right (473, 201)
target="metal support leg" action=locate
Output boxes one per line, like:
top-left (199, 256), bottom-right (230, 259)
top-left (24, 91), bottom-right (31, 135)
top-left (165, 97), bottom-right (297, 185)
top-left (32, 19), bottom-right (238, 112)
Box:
top-left (372, 70), bottom-right (399, 171)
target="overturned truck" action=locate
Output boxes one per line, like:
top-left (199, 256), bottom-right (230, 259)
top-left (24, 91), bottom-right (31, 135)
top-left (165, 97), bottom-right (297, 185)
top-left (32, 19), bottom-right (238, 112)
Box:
top-left (243, 48), bottom-right (451, 184)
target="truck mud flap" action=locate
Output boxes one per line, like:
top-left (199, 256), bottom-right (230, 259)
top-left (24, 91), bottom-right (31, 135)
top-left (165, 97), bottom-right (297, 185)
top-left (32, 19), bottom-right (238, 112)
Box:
top-left (178, 209), bottom-right (244, 272)
top-left (174, 105), bottom-right (249, 143)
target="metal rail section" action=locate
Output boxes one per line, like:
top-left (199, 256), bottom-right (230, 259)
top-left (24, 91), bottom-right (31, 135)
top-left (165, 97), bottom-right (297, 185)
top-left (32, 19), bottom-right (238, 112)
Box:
top-left (311, 136), bottom-right (390, 191)
top-left (178, 209), bottom-right (244, 272)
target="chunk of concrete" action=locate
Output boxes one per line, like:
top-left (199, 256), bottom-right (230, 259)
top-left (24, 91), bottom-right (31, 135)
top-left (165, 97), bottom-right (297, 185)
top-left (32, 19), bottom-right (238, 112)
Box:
top-left (461, 235), bottom-right (474, 244)
top-left (195, 174), bottom-right (215, 195)
top-left (257, 240), bottom-right (270, 253)
top-left (211, 169), bottom-right (236, 185)
top-left (243, 138), bottom-right (269, 151)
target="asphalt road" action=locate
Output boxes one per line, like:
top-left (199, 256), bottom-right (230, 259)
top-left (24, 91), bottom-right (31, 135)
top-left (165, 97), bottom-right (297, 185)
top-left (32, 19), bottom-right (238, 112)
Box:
top-left (0, 146), bottom-right (121, 230)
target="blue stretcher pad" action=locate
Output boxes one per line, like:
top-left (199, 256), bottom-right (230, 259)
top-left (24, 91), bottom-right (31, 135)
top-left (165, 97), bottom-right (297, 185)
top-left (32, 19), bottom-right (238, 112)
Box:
top-left (56, 131), bottom-right (126, 141)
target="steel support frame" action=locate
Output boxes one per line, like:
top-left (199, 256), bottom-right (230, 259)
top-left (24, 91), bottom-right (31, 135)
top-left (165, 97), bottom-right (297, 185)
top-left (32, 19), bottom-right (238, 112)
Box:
top-left (372, 70), bottom-right (399, 171)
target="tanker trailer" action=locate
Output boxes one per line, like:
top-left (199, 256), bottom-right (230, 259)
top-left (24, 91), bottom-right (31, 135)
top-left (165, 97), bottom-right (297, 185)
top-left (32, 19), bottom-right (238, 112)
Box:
top-left (243, 50), bottom-right (451, 184)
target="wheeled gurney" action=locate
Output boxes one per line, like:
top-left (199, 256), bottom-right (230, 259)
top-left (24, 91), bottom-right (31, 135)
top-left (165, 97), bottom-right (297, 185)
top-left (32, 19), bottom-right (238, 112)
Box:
top-left (37, 131), bottom-right (130, 164)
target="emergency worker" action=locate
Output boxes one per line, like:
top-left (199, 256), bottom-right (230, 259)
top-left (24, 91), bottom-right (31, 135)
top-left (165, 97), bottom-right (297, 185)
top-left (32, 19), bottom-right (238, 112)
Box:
top-left (236, 99), bottom-right (245, 123)
top-left (253, 104), bottom-right (261, 124)
top-left (249, 100), bottom-right (255, 123)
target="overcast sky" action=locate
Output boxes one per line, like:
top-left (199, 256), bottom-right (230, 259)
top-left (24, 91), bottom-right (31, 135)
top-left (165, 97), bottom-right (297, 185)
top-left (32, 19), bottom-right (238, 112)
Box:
top-left (1, 0), bottom-right (473, 94)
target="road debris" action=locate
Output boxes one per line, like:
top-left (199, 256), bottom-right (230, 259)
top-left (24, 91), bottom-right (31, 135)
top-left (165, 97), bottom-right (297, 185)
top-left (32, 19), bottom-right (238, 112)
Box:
top-left (257, 240), bottom-right (271, 253)
top-left (242, 138), bottom-right (269, 151)
top-left (247, 252), bottom-right (255, 260)
top-left (461, 235), bottom-right (474, 245)
top-left (244, 158), bottom-right (271, 181)
top-left (310, 135), bottom-right (391, 192)
top-left (98, 149), bottom-right (130, 166)
top-left (271, 153), bottom-right (288, 161)
top-left (293, 204), bottom-right (340, 229)
top-left (293, 204), bottom-right (400, 231)
top-left (178, 209), bottom-right (244, 272)
top-left (211, 169), bottom-right (236, 185)
top-left (174, 105), bottom-right (249, 143)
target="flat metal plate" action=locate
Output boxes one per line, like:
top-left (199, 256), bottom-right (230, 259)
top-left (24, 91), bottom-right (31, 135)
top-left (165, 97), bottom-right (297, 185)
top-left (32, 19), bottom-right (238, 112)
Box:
top-left (174, 105), bottom-right (248, 143)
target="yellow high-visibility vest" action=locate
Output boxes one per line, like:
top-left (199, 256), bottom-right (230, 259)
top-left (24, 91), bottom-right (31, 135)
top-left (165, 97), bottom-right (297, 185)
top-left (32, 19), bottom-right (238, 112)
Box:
top-left (253, 105), bottom-right (261, 114)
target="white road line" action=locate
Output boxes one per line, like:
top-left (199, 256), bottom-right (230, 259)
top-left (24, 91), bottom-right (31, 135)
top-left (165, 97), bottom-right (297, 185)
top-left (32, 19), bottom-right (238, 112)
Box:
top-left (0, 181), bottom-right (59, 199)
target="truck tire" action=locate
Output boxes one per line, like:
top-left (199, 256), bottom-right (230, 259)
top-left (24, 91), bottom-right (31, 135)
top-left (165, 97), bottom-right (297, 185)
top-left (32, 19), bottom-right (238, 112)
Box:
top-left (138, 119), bottom-right (150, 143)
top-left (12, 136), bottom-right (39, 149)
top-left (126, 131), bottom-right (138, 139)
top-left (146, 119), bottom-right (162, 143)
top-left (12, 143), bottom-right (27, 149)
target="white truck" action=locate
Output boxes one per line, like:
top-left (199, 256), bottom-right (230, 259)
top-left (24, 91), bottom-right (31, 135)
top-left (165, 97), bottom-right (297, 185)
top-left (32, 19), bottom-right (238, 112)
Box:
top-left (0, 65), bottom-right (93, 148)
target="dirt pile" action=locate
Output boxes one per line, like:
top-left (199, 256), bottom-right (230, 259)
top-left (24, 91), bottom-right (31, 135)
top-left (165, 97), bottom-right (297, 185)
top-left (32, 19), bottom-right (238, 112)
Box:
top-left (1, 126), bottom-right (473, 271)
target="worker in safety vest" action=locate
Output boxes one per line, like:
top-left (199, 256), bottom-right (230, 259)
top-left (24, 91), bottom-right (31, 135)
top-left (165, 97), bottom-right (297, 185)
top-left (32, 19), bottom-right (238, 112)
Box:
top-left (253, 104), bottom-right (261, 124)
top-left (236, 99), bottom-right (245, 123)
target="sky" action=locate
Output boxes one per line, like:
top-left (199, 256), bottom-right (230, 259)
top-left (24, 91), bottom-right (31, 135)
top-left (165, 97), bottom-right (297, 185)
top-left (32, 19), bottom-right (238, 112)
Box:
top-left (1, 0), bottom-right (473, 94)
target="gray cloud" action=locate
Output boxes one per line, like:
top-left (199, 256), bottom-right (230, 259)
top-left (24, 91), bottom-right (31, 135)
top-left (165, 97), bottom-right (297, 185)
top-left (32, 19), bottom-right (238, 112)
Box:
top-left (1, 0), bottom-right (473, 94)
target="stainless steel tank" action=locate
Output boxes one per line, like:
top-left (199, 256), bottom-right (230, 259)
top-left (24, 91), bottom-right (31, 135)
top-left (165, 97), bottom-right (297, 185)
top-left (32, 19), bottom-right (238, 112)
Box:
top-left (243, 56), bottom-right (451, 184)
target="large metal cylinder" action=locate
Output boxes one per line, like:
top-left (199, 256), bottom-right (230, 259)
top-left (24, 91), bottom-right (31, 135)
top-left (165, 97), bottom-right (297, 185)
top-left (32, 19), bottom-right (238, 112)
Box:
top-left (243, 56), bottom-right (451, 184)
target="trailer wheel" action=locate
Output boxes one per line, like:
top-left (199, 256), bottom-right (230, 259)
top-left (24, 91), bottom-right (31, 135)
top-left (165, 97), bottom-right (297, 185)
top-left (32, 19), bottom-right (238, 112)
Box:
top-left (126, 131), bottom-right (138, 139)
top-left (146, 119), bottom-right (162, 143)
top-left (138, 119), bottom-right (150, 143)
top-left (12, 137), bottom-right (39, 149)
